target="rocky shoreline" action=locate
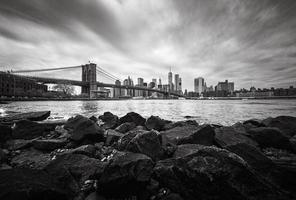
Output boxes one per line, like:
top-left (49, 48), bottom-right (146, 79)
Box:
top-left (0, 111), bottom-right (296, 200)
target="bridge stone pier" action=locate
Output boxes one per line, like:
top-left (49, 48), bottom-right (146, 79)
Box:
top-left (81, 63), bottom-right (97, 98)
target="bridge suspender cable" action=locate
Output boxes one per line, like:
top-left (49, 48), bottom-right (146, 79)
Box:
top-left (11, 65), bottom-right (82, 73)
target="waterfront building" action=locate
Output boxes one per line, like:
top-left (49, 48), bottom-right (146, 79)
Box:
top-left (158, 78), bottom-right (162, 86)
top-left (0, 72), bottom-right (47, 97)
top-left (178, 77), bottom-right (182, 94)
top-left (174, 74), bottom-right (179, 92)
top-left (113, 80), bottom-right (121, 98)
top-left (152, 78), bottom-right (157, 86)
top-left (168, 68), bottom-right (173, 91)
top-left (123, 76), bottom-right (134, 96)
top-left (194, 77), bottom-right (205, 96)
top-left (216, 80), bottom-right (234, 96)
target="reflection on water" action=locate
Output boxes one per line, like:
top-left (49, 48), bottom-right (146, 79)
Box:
top-left (1, 99), bottom-right (296, 126)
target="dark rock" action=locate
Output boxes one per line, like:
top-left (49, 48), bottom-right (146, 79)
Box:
top-left (0, 168), bottom-right (67, 200)
top-left (117, 130), bottom-right (139, 150)
top-left (89, 115), bottom-right (98, 123)
top-left (248, 127), bottom-right (292, 150)
top-left (0, 148), bottom-right (7, 164)
top-left (105, 129), bottom-right (123, 146)
top-left (262, 116), bottom-right (296, 137)
top-left (0, 111), bottom-right (50, 123)
top-left (160, 125), bottom-right (199, 145)
top-left (71, 144), bottom-right (96, 157)
top-left (85, 192), bottom-right (107, 200)
top-left (163, 120), bottom-right (198, 131)
top-left (6, 139), bottom-right (32, 150)
top-left (243, 119), bottom-right (265, 127)
top-left (145, 116), bottom-right (167, 131)
top-left (115, 122), bottom-right (136, 133)
top-left (11, 149), bottom-right (51, 169)
top-left (45, 153), bottom-right (105, 196)
top-left (32, 138), bottom-right (68, 151)
top-left (214, 126), bottom-right (258, 148)
top-left (126, 130), bottom-right (163, 160)
top-left (98, 151), bottom-right (154, 197)
top-left (38, 120), bottom-right (66, 131)
top-left (12, 120), bottom-right (47, 140)
top-left (290, 135), bottom-right (296, 152)
top-left (99, 112), bottom-right (119, 129)
top-left (119, 112), bottom-right (146, 126)
top-left (154, 144), bottom-right (288, 200)
top-left (65, 115), bottom-right (104, 143)
top-left (0, 124), bottom-right (11, 144)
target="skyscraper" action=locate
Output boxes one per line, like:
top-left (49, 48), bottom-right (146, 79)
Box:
top-left (174, 74), bottom-right (179, 91)
top-left (168, 68), bottom-right (173, 91)
top-left (178, 77), bottom-right (182, 93)
top-left (194, 77), bottom-right (205, 95)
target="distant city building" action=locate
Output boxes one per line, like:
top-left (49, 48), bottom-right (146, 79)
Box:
top-left (178, 77), bottom-right (182, 94)
top-left (168, 68), bottom-right (173, 91)
top-left (152, 78), bottom-right (157, 86)
top-left (113, 80), bottom-right (121, 98)
top-left (158, 78), bottom-right (162, 86)
top-left (123, 76), bottom-right (134, 96)
top-left (174, 74), bottom-right (179, 91)
top-left (215, 80), bottom-right (234, 96)
top-left (194, 77), bottom-right (205, 95)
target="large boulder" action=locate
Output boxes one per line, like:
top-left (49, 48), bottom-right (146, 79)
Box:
top-left (0, 168), bottom-right (67, 200)
top-left (11, 149), bottom-right (51, 169)
top-left (99, 112), bottom-right (119, 129)
top-left (32, 138), bottom-right (68, 151)
top-left (105, 129), bottom-right (123, 146)
top-left (0, 111), bottom-right (50, 123)
top-left (115, 122), bottom-right (136, 133)
top-left (160, 125), bottom-right (199, 145)
top-left (126, 130), bottom-right (163, 160)
top-left (154, 144), bottom-right (288, 200)
top-left (5, 139), bottom-right (32, 150)
top-left (163, 120), bottom-right (198, 131)
top-left (98, 151), bottom-right (154, 197)
top-left (119, 112), bottom-right (146, 126)
top-left (145, 116), bottom-right (167, 131)
top-left (214, 126), bottom-right (258, 148)
top-left (248, 127), bottom-right (292, 150)
top-left (65, 115), bottom-right (104, 143)
top-left (11, 120), bottom-right (47, 140)
top-left (0, 124), bottom-right (11, 144)
top-left (262, 116), bottom-right (296, 137)
top-left (117, 130), bottom-right (139, 150)
top-left (70, 144), bottom-right (96, 157)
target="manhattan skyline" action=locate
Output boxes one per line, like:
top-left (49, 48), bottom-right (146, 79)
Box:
top-left (0, 0), bottom-right (296, 91)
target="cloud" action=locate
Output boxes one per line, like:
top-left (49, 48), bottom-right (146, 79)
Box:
top-left (0, 0), bottom-right (296, 91)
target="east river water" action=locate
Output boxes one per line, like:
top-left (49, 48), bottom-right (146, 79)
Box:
top-left (1, 99), bottom-right (296, 126)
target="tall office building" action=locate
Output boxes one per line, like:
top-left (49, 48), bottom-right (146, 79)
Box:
top-left (168, 68), bottom-right (173, 91)
top-left (152, 78), bottom-right (157, 86)
top-left (194, 77), bottom-right (205, 95)
top-left (178, 77), bottom-right (182, 93)
top-left (137, 78), bottom-right (144, 86)
top-left (174, 74), bottom-right (179, 91)
top-left (113, 80), bottom-right (121, 98)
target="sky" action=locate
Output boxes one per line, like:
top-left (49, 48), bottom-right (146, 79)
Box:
top-left (0, 0), bottom-right (296, 91)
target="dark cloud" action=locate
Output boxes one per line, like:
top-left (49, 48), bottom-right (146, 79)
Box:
top-left (0, 0), bottom-right (296, 90)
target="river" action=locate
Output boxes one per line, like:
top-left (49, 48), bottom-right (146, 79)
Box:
top-left (1, 99), bottom-right (296, 125)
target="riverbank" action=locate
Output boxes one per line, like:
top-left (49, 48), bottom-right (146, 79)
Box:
top-left (1, 111), bottom-right (296, 199)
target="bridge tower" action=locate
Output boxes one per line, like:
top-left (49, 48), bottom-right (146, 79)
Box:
top-left (81, 63), bottom-right (97, 98)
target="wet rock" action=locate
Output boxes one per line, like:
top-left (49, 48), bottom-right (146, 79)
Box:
top-left (126, 130), bottom-right (163, 160)
top-left (6, 139), bottom-right (32, 150)
top-left (0, 168), bottom-right (67, 200)
top-left (85, 192), bottom-right (107, 200)
top-left (45, 153), bottom-right (105, 196)
top-left (145, 116), bottom-right (167, 131)
top-left (243, 119), bottom-right (265, 127)
top-left (0, 148), bottom-right (7, 164)
top-left (98, 151), bottom-right (154, 197)
top-left (290, 135), bottom-right (296, 152)
top-left (262, 116), bottom-right (296, 137)
top-left (71, 144), bottom-right (96, 157)
top-left (163, 120), bottom-right (198, 131)
top-left (32, 138), bottom-right (68, 151)
top-left (119, 112), bottom-right (146, 126)
top-left (65, 115), bottom-right (104, 143)
top-left (104, 129), bottom-right (123, 146)
top-left (154, 144), bottom-right (288, 200)
top-left (0, 111), bottom-right (50, 123)
top-left (89, 115), bottom-right (98, 123)
top-left (11, 149), bottom-right (51, 169)
top-left (99, 112), bottom-right (119, 129)
top-left (214, 126), bottom-right (258, 148)
top-left (117, 130), bottom-right (139, 150)
top-left (160, 125), bottom-right (199, 145)
top-left (11, 120), bottom-right (47, 140)
top-left (0, 124), bottom-right (11, 144)
top-left (115, 122), bottom-right (136, 133)
top-left (248, 127), bottom-right (292, 150)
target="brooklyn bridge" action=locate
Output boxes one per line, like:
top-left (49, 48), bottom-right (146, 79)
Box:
top-left (2, 63), bottom-right (184, 98)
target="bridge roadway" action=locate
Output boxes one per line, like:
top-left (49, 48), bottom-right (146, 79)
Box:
top-left (23, 76), bottom-right (184, 97)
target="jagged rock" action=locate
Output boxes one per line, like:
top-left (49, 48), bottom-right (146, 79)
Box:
top-left (0, 148), bottom-right (7, 164)
top-left (117, 130), bottom-right (139, 150)
top-left (119, 112), bottom-right (146, 126)
top-left (248, 127), bottom-right (292, 150)
top-left (89, 115), bottom-right (98, 123)
top-left (105, 129), bottom-right (123, 146)
top-left (11, 120), bottom-right (47, 140)
top-left (5, 139), bottom-right (32, 150)
top-left (65, 115), bottom-right (104, 143)
top-left (154, 144), bottom-right (288, 200)
top-left (99, 112), bottom-right (119, 129)
top-left (98, 151), bottom-right (154, 197)
top-left (262, 116), bottom-right (296, 137)
top-left (115, 122), bottom-right (136, 133)
top-left (126, 130), bottom-right (163, 160)
top-left (243, 119), bottom-right (265, 127)
top-left (0, 111), bottom-right (50, 123)
top-left (11, 149), bottom-right (51, 169)
top-left (145, 116), bottom-right (167, 131)
top-left (0, 124), bottom-right (11, 144)
top-left (214, 126), bottom-right (258, 148)
top-left (85, 192), bottom-right (107, 200)
top-left (160, 125), bottom-right (199, 145)
top-left (38, 120), bottom-right (66, 132)
top-left (0, 168), bottom-right (67, 200)
top-left (163, 120), bottom-right (198, 131)
top-left (290, 135), bottom-right (296, 152)
top-left (71, 144), bottom-right (96, 157)
top-left (32, 138), bottom-right (68, 151)
top-left (45, 154), bottom-right (105, 196)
